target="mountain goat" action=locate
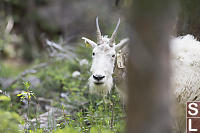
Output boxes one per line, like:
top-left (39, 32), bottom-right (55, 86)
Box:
top-left (82, 18), bottom-right (200, 133)
top-left (82, 17), bottom-right (129, 96)
top-left (171, 34), bottom-right (200, 103)
top-left (82, 18), bottom-right (200, 104)
top-left (170, 34), bottom-right (200, 132)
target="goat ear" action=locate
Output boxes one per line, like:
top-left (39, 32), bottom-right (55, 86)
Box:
top-left (114, 38), bottom-right (129, 51)
top-left (82, 37), bottom-right (97, 48)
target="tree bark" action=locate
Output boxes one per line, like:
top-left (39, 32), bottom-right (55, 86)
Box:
top-left (126, 0), bottom-right (178, 133)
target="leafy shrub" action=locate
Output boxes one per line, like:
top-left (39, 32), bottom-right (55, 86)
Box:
top-left (0, 94), bottom-right (11, 110)
top-left (54, 127), bottom-right (79, 133)
top-left (0, 110), bottom-right (22, 133)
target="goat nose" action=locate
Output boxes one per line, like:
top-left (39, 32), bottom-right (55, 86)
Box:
top-left (93, 75), bottom-right (105, 81)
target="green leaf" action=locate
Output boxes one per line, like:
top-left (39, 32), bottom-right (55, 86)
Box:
top-left (28, 94), bottom-right (31, 99)
top-left (85, 43), bottom-right (92, 48)
top-left (17, 94), bottom-right (22, 97)
top-left (0, 95), bottom-right (11, 101)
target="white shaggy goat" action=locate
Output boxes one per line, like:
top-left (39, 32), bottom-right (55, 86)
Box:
top-left (170, 34), bottom-right (200, 132)
top-left (82, 17), bottom-right (129, 96)
top-left (82, 18), bottom-right (200, 104)
top-left (171, 34), bottom-right (200, 103)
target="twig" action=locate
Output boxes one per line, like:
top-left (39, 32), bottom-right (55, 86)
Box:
top-left (45, 39), bottom-right (76, 60)
top-left (110, 104), bottom-right (114, 129)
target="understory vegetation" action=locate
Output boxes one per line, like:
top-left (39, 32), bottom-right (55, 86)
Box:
top-left (0, 45), bottom-right (126, 133)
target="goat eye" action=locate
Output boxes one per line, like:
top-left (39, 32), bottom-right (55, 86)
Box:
top-left (92, 52), bottom-right (95, 56)
top-left (112, 54), bottom-right (115, 58)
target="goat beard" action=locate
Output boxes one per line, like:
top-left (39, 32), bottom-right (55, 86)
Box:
top-left (88, 76), bottom-right (113, 96)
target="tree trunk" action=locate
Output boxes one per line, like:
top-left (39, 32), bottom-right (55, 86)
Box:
top-left (177, 0), bottom-right (200, 40)
top-left (126, 0), bottom-right (178, 133)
